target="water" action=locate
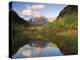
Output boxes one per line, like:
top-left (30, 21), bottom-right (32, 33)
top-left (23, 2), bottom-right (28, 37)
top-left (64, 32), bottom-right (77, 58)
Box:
top-left (12, 42), bottom-right (63, 58)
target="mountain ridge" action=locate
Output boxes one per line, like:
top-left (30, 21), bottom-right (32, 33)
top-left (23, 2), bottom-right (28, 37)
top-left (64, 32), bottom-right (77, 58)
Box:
top-left (57, 5), bottom-right (78, 20)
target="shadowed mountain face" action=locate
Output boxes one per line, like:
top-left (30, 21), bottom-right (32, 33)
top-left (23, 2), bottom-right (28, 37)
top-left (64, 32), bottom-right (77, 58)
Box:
top-left (57, 5), bottom-right (78, 20)
top-left (9, 10), bottom-right (31, 36)
top-left (9, 10), bottom-right (30, 28)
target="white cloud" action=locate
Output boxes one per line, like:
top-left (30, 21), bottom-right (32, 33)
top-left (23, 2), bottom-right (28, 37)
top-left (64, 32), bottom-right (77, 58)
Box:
top-left (31, 5), bottom-right (44, 11)
top-left (21, 4), bottom-right (45, 16)
top-left (22, 9), bottom-right (32, 16)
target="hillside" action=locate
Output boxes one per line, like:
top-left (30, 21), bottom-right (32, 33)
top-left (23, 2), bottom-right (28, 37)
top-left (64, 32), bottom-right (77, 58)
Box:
top-left (45, 5), bottom-right (78, 31)
top-left (56, 5), bottom-right (78, 30)
top-left (57, 5), bottom-right (78, 19)
top-left (9, 10), bottom-right (30, 32)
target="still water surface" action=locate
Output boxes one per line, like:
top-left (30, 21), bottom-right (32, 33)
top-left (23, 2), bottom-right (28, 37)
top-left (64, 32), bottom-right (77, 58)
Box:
top-left (13, 42), bottom-right (63, 58)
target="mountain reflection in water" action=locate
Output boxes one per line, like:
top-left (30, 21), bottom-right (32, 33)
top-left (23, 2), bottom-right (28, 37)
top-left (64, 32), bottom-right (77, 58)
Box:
top-left (12, 42), bottom-right (63, 58)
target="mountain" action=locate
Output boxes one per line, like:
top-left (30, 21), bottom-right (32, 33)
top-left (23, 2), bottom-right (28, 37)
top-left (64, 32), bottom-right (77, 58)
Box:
top-left (47, 17), bottom-right (57, 22)
top-left (45, 5), bottom-right (78, 31)
top-left (57, 5), bottom-right (78, 20)
top-left (55, 5), bottom-right (78, 30)
top-left (9, 10), bottom-right (29, 26)
top-left (31, 16), bottom-right (48, 25)
top-left (9, 10), bottom-right (30, 32)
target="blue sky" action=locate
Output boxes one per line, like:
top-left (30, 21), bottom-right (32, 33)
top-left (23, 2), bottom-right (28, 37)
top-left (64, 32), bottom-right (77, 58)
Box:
top-left (11, 1), bottom-right (67, 20)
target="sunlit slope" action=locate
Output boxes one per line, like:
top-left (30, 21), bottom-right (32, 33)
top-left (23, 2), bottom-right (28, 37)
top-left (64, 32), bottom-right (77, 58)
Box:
top-left (42, 5), bottom-right (78, 55)
top-left (44, 5), bottom-right (78, 31)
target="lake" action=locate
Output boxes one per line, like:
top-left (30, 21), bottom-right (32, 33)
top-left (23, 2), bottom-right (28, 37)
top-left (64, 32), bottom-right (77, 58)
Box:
top-left (12, 41), bottom-right (63, 58)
